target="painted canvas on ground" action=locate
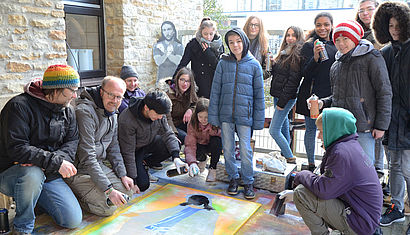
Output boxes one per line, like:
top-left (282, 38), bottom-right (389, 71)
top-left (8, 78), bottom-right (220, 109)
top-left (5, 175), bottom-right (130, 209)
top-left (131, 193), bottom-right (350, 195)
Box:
top-left (79, 184), bottom-right (261, 235)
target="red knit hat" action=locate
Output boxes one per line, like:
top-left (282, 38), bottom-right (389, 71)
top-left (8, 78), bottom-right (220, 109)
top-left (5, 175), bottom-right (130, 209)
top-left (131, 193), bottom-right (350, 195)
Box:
top-left (333, 20), bottom-right (364, 46)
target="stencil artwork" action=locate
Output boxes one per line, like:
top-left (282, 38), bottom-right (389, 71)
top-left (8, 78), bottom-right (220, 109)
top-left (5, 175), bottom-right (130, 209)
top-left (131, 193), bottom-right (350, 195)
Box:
top-left (80, 184), bottom-right (261, 235)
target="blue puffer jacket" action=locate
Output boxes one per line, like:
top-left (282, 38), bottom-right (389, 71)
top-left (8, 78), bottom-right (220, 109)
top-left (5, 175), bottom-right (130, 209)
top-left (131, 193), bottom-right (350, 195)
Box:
top-left (208, 27), bottom-right (265, 130)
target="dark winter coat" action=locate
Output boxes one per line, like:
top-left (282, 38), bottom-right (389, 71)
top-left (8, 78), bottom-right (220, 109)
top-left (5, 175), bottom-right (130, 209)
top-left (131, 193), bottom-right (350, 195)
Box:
top-left (208, 28), bottom-right (265, 130)
top-left (295, 34), bottom-right (337, 116)
top-left (0, 79), bottom-right (79, 182)
top-left (166, 87), bottom-right (196, 134)
top-left (372, 1), bottom-right (410, 150)
top-left (322, 39), bottom-right (392, 132)
top-left (269, 53), bottom-right (303, 109)
top-left (174, 35), bottom-right (224, 99)
top-left (118, 97), bottom-right (180, 179)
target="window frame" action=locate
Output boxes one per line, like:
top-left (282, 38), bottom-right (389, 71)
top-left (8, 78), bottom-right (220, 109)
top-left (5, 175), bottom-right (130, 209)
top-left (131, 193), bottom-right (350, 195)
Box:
top-left (64, 1), bottom-right (106, 80)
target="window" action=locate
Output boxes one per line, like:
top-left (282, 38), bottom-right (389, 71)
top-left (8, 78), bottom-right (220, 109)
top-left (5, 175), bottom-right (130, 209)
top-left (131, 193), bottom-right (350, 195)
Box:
top-left (267, 0), bottom-right (281, 10)
top-left (64, 0), bottom-right (105, 80)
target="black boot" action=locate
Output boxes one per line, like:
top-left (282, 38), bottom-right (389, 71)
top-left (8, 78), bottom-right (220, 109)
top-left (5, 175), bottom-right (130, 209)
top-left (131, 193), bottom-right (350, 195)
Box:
top-left (227, 178), bottom-right (239, 195)
top-left (244, 184), bottom-right (255, 199)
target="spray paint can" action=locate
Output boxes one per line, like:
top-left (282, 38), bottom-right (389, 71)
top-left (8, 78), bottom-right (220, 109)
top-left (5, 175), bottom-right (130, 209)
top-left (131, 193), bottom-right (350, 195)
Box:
top-left (166, 167), bottom-right (188, 177)
top-left (265, 52), bottom-right (273, 72)
top-left (309, 94), bottom-right (320, 119)
top-left (107, 194), bottom-right (130, 206)
top-left (0, 208), bottom-right (9, 233)
top-left (315, 40), bottom-right (329, 62)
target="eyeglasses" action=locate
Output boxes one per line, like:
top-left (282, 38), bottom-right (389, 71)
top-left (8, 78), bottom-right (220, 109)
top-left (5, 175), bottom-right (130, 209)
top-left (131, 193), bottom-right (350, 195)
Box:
top-left (62, 87), bottom-right (78, 97)
top-left (250, 23), bottom-right (260, 28)
top-left (101, 88), bottom-right (124, 101)
top-left (358, 7), bottom-right (375, 14)
top-left (179, 78), bottom-right (191, 84)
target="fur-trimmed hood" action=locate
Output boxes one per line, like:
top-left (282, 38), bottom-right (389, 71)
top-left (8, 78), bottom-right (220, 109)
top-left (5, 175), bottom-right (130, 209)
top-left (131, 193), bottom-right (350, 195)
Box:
top-left (372, 1), bottom-right (410, 44)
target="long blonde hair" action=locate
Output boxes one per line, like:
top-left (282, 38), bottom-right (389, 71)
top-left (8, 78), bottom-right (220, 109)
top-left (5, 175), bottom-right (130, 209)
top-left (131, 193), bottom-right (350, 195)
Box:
top-left (243, 16), bottom-right (269, 56)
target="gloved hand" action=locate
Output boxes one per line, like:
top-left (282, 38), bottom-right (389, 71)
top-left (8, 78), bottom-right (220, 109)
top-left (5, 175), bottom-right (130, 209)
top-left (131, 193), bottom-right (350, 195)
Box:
top-left (306, 97), bottom-right (323, 110)
top-left (278, 190), bottom-right (294, 204)
top-left (188, 163), bottom-right (200, 177)
top-left (173, 158), bottom-right (188, 174)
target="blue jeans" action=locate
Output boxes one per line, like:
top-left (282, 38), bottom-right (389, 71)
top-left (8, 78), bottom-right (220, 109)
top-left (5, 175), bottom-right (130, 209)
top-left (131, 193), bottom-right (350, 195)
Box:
top-left (269, 98), bottom-right (296, 159)
top-left (221, 122), bottom-right (253, 184)
top-left (0, 165), bottom-right (82, 233)
top-left (388, 149), bottom-right (410, 211)
top-left (304, 116), bottom-right (317, 164)
top-left (357, 132), bottom-right (375, 164)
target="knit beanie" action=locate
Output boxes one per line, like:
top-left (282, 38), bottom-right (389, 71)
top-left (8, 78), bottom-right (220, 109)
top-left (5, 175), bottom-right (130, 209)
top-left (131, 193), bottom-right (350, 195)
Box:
top-left (42, 64), bottom-right (80, 89)
top-left (120, 65), bottom-right (138, 80)
top-left (333, 20), bottom-right (364, 46)
top-left (143, 90), bottom-right (171, 114)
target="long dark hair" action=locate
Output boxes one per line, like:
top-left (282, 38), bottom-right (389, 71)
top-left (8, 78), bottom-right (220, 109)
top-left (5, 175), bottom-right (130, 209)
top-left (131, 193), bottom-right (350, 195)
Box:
top-left (159, 21), bottom-right (181, 43)
top-left (274, 26), bottom-right (305, 71)
top-left (306, 12), bottom-right (334, 41)
top-left (173, 67), bottom-right (198, 104)
top-left (190, 97), bottom-right (216, 131)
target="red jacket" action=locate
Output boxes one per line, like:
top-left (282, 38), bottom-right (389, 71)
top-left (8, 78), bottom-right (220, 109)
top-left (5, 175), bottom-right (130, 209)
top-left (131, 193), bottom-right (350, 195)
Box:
top-left (184, 122), bottom-right (220, 165)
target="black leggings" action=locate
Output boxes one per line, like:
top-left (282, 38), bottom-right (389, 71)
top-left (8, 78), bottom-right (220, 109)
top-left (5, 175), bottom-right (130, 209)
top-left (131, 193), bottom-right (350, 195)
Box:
top-left (196, 136), bottom-right (222, 169)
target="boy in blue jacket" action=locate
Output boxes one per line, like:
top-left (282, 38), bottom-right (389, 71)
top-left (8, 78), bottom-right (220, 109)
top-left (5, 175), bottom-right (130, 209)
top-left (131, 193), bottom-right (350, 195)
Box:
top-left (279, 107), bottom-right (382, 235)
top-left (208, 27), bottom-right (265, 199)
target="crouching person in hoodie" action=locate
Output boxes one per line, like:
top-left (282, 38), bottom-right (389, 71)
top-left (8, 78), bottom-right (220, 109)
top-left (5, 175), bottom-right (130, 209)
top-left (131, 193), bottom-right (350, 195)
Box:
top-left (0, 65), bottom-right (82, 234)
top-left (67, 76), bottom-right (137, 217)
top-left (278, 108), bottom-right (382, 235)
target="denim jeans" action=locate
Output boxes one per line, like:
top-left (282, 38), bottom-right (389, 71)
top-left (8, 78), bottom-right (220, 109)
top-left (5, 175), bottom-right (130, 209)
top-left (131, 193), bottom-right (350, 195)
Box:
top-left (304, 116), bottom-right (317, 164)
top-left (0, 165), bottom-right (82, 233)
top-left (357, 132), bottom-right (375, 165)
top-left (269, 98), bottom-right (296, 159)
top-left (176, 123), bottom-right (187, 145)
top-left (221, 122), bottom-right (253, 184)
top-left (388, 149), bottom-right (410, 211)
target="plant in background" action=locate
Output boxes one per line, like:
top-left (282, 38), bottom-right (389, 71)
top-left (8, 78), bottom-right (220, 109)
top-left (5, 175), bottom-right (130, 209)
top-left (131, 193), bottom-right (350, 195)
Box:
top-left (203, 0), bottom-right (230, 30)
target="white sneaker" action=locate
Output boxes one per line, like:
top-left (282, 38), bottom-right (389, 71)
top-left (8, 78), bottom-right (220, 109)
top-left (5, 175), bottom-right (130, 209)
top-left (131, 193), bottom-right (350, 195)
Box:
top-left (206, 169), bottom-right (217, 182)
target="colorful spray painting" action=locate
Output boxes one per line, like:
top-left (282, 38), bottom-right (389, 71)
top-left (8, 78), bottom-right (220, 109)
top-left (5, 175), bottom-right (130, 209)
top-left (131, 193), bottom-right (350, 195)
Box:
top-left (79, 184), bottom-right (261, 235)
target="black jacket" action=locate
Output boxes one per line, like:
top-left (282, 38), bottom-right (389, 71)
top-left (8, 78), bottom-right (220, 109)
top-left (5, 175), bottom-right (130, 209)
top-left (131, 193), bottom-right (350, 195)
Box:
top-left (322, 40), bottom-right (392, 133)
top-left (0, 80), bottom-right (79, 181)
top-left (295, 35), bottom-right (337, 116)
top-left (174, 35), bottom-right (224, 99)
top-left (269, 54), bottom-right (302, 108)
top-left (382, 40), bottom-right (410, 150)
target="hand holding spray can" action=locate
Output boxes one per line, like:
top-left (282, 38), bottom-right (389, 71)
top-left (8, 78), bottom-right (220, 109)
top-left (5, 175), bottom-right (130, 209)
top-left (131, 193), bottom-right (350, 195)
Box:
top-left (315, 40), bottom-right (329, 62)
top-left (265, 52), bottom-right (273, 72)
top-left (309, 94), bottom-right (320, 119)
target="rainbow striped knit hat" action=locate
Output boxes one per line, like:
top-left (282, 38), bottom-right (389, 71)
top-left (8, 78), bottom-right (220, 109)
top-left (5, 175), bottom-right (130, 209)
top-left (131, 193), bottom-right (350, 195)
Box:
top-left (42, 64), bottom-right (80, 89)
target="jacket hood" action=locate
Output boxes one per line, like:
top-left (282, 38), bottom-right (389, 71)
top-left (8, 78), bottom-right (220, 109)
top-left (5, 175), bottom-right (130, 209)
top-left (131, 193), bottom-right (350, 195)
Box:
top-left (24, 78), bottom-right (48, 102)
top-left (322, 107), bottom-right (357, 148)
top-left (224, 27), bottom-right (250, 59)
top-left (77, 86), bottom-right (105, 110)
top-left (372, 2), bottom-right (410, 44)
top-left (335, 39), bottom-right (374, 60)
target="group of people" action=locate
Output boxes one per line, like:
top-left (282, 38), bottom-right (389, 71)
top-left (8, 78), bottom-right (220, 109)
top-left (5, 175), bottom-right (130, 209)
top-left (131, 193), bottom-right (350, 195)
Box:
top-left (0, 1), bottom-right (408, 234)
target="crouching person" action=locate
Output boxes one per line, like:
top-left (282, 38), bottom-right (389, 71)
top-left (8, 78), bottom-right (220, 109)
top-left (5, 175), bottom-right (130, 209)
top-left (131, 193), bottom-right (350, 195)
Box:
top-left (67, 76), bottom-right (137, 217)
top-left (279, 108), bottom-right (382, 235)
top-left (0, 65), bottom-right (82, 234)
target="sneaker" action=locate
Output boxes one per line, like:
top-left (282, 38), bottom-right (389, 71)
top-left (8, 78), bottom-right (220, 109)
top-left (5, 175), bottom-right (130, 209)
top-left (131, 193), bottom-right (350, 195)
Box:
top-left (148, 172), bottom-right (159, 183)
top-left (286, 157), bottom-right (297, 164)
top-left (244, 184), bottom-right (255, 199)
top-left (308, 163), bottom-right (316, 172)
top-left (149, 163), bottom-right (163, 170)
top-left (198, 161), bottom-right (207, 173)
top-left (380, 204), bottom-right (405, 226)
top-left (206, 168), bottom-right (216, 182)
top-left (227, 178), bottom-right (239, 195)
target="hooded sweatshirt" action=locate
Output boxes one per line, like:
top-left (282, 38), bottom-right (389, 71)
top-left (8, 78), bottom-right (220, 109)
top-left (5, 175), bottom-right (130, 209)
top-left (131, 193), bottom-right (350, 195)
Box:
top-left (295, 107), bottom-right (382, 235)
top-left (208, 27), bottom-right (265, 130)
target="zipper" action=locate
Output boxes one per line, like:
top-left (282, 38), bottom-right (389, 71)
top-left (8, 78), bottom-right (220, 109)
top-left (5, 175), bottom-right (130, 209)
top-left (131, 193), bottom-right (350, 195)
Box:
top-left (232, 60), bottom-right (239, 122)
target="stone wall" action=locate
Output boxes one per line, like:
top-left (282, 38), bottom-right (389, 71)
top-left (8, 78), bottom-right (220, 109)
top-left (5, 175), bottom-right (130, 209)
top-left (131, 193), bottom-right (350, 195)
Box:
top-left (105, 0), bottom-right (203, 90)
top-left (0, 0), bottom-right (66, 109)
top-left (0, 0), bottom-right (203, 110)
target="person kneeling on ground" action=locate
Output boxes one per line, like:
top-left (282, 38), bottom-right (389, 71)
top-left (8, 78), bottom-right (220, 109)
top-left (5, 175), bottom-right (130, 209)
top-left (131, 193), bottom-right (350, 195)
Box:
top-left (279, 107), bottom-right (382, 235)
top-left (118, 90), bottom-right (188, 191)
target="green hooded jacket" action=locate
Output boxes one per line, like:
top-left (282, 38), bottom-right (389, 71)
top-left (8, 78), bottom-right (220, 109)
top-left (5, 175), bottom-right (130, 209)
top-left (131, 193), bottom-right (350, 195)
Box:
top-left (322, 107), bottom-right (357, 149)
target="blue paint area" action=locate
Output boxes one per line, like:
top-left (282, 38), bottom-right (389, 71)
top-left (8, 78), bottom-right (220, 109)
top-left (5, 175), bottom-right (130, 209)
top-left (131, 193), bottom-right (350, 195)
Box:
top-left (145, 207), bottom-right (202, 233)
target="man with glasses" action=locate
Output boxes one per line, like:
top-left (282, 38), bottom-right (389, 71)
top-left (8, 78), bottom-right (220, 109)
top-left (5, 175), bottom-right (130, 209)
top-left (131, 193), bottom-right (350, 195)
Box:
top-left (0, 64), bottom-right (82, 234)
top-left (67, 76), bottom-right (137, 217)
